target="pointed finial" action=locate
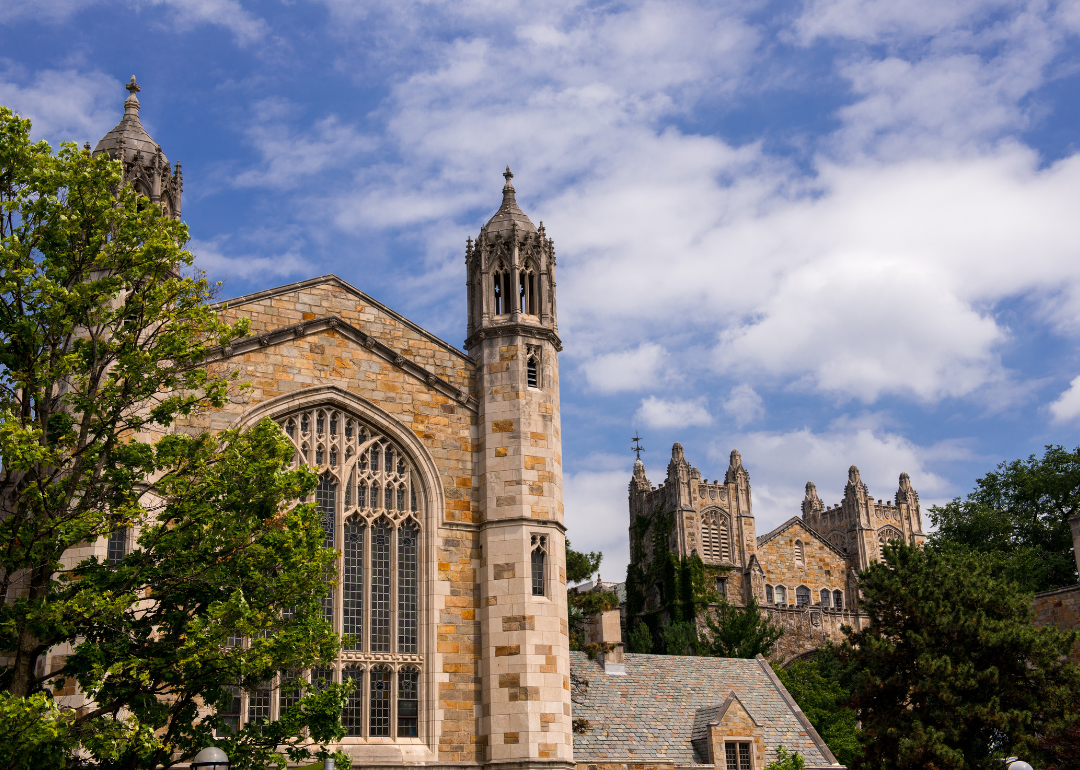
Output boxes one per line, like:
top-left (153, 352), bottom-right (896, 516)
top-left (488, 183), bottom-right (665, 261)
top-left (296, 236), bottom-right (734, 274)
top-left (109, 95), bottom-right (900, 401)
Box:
top-left (83, 141), bottom-right (90, 151)
top-left (125, 76), bottom-right (141, 95)
top-left (503, 165), bottom-right (513, 185)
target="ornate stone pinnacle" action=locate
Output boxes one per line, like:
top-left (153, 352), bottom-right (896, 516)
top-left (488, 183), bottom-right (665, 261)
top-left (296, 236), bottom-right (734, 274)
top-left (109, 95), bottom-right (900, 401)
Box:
top-left (503, 165), bottom-right (513, 185)
top-left (125, 76), bottom-right (141, 95)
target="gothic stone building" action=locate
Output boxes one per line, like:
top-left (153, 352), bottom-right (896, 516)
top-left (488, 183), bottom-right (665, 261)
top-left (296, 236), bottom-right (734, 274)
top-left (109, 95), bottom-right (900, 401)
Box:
top-left (58, 80), bottom-right (844, 770)
top-left (628, 443), bottom-right (927, 661)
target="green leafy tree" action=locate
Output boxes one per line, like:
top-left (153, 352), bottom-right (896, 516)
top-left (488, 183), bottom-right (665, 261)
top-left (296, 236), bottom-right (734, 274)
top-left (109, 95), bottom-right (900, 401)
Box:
top-left (566, 538), bottom-right (602, 584)
top-left (929, 444), bottom-right (1080, 592)
top-left (774, 648), bottom-right (860, 767)
top-left (659, 619), bottom-right (698, 655)
top-left (764, 745), bottom-right (805, 770)
top-left (627, 619), bottom-right (653, 654)
top-left (698, 597), bottom-right (783, 659)
top-left (0, 107), bottom-right (348, 768)
top-left (842, 541), bottom-right (1078, 769)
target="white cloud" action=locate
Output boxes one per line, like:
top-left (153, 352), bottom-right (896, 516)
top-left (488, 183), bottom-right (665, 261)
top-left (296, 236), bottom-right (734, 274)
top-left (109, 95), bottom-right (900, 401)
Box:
top-left (722, 384), bottom-right (764, 427)
top-left (579, 343), bottom-right (666, 393)
top-left (564, 453), bottom-right (634, 581)
top-left (189, 238), bottom-right (315, 281)
top-left (233, 105), bottom-right (375, 189)
top-left (0, 68), bottom-right (119, 145)
top-left (635, 396), bottom-right (713, 429)
top-left (793, 0), bottom-right (1019, 44)
top-left (1049, 376), bottom-right (1080, 423)
top-left (0, 0), bottom-right (268, 45)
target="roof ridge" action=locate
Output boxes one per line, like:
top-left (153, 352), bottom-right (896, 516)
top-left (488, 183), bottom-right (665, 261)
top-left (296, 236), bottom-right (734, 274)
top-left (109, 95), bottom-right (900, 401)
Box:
top-left (212, 274), bottom-right (473, 365)
top-left (756, 516), bottom-right (847, 558)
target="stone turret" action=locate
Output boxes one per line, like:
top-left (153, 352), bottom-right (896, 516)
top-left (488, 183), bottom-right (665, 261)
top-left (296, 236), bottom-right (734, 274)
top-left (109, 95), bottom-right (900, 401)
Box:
top-left (468, 169), bottom-right (571, 770)
top-left (93, 77), bottom-right (182, 218)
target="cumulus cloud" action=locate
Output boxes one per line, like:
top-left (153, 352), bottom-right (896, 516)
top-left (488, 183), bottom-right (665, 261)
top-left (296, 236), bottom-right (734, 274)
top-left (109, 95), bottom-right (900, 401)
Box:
top-left (233, 102), bottom-right (375, 189)
top-left (563, 453), bottom-right (634, 581)
top-left (190, 238), bottom-right (315, 281)
top-left (579, 343), bottom-right (667, 393)
top-left (0, 68), bottom-right (119, 145)
top-left (1049, 376), bottom-right (1080, 423)
top-left (722, 384), bottom-right (764, 427)
top-left (635, 396), bottom-right (713, 429)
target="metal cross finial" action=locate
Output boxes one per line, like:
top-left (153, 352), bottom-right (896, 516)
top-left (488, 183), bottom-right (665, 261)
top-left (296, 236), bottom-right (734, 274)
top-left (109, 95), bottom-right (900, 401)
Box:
top-left (126, 76), bottom-right (140, 95)
top-left (631, 432), bottom-right (645, 460)
top-left (503, 165), bottom-right (513, 184)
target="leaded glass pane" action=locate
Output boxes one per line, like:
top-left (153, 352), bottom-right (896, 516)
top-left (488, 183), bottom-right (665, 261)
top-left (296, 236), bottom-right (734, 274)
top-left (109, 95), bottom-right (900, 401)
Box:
top-left (278, 669), bottom-right (302, 717)
top-left (342, 668), bottom-right (363, 737)
top-left (370, 667), bottom-right (391, 736)
top-left (739, 742), bottom-right (751, 770)
top-left (371, 521), bottom-right (391, 652)
top-left (248, 681), bottom-right (271, 729)
top-left (398, 669), bottom-right (419, 737)
top-left (834, 589), bottom-right (843, 609)
top-left (796, 585), bottom-right (810, 607)
top-left (343, 522), bottom-right (364, 651)
top-left (217, 685), bottom-right (241, 735)
top-left (531, 546), bottom-right (546, 597)
top-left (398, 524), bottom-right (418, 654)
top-left (316, 477), bottom-right (336, 623)
top-left (725, 743), bottom-right (737, 770)
top-left (107, 527), bottom-right (127, 566)
top-left (311, 666), bottom-right (333, 692)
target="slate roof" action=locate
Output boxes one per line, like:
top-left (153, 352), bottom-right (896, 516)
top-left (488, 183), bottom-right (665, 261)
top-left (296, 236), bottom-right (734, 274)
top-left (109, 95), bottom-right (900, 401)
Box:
top-left (570, 652), bottom-right (840, 768)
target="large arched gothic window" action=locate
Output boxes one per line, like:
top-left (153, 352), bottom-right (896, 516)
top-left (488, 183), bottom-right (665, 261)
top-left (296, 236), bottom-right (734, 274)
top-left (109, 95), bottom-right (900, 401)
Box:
top-left (877, 526), bottom-right (903, 560)
top-left (700, 508), bottom-right (732, 564)
top-left (261, 405), bottom-right (426, 742)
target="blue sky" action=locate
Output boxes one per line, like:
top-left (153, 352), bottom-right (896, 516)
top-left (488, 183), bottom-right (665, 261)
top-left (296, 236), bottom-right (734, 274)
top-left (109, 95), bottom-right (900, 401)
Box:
top-left (4, 0), bottom-right (1080, 578)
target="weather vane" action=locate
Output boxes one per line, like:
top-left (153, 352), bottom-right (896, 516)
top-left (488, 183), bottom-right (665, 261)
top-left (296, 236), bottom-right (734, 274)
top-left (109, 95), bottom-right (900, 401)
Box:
top-left (631, 432), bottom-right (645, 460)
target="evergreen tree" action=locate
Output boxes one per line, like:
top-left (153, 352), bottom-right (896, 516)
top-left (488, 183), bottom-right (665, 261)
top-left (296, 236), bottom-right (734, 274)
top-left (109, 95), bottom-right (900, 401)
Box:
top-left (929, 444), bottom-right (1080, 592)
top-left (699, 597), bottom-right (783, 659)
top-left (843, 541), bottom-right (1078, 769)
top-left (0, 107), bottom-right (348, 769)
top-left (565, 538), bottom-right (602, 585)
top-left (774, 647), bottom-right (860, 767)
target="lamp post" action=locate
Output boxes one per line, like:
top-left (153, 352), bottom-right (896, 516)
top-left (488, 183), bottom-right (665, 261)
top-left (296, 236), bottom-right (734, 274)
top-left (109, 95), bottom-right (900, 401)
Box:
top-left (191, 746), bottom-right (230, 770)
top-left (1004, 758), bottom-right (1033, 770)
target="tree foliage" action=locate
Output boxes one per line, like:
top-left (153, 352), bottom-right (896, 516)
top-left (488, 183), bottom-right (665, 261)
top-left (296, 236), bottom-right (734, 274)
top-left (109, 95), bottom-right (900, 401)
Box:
top-left (566, 538), bottom-right (602, 585)
top-left (928, 444), bottom-right (1080, 592)
top-left (764, 745), bottom-right (805, 770)
top-left (774, 647), bottom-right (860, 767)
top-left (699, 597), bottom-right (783, 659)
top-left (0, 107), bottom-right (348, 768)
top-left (842, 541), bottom-right (1078, 770)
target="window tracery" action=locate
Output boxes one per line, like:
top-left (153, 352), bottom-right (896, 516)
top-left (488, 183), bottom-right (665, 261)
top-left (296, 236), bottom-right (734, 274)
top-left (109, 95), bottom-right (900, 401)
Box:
top-left (519, 262), bottom-right (538, 315)
top-left (877, 526), bottom-right (903, 560)
top-left (531, 534), bottom-right (547, 597)
top-left (253, 405), bottom-right (426, 742)
top-left (493, 262), bottom-right (511, 315)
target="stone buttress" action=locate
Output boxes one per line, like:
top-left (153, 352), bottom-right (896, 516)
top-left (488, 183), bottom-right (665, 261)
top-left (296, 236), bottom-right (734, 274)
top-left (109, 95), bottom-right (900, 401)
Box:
top-left (466, 169), bottom-right (573, 770)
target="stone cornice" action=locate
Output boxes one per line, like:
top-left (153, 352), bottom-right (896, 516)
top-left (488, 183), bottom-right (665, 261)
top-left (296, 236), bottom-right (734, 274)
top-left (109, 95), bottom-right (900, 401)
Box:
top-left (204, 314), bottom-right (478, 413)
top-left (212, 274), bottom-right (475, 367)
top-left (463, 322), bottom-right (563, 352)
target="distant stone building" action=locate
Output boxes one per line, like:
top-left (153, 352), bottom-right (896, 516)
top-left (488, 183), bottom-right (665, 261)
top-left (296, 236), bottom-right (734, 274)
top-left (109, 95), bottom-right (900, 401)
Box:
top-left (627, 443), bottom-right (927, 661)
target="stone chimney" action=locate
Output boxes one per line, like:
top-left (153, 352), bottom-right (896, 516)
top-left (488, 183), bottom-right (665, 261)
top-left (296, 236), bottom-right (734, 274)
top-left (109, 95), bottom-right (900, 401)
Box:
top-left (585, 606), bottom-right (625, 675)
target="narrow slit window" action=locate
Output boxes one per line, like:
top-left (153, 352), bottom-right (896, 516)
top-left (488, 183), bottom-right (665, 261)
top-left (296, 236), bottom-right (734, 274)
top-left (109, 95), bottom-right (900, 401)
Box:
top-left (371, 520), bottom-right (391, 652)
top-left (794, 539), bottom-right (805, 566)
top-left (531, 534), bottom-right (547, 597)
top-left (526, 345), bottom-right (541, 389)
top-left (370, 667), bottom-right (391, 737)
top-left (343, 521), bottom-right (364, 651)
top-left (765, 584), bottom-right (773, 604)
top-left (398, 524), bottom-right (419, 653)
top-left (107, 526), bottom-right (128, 566)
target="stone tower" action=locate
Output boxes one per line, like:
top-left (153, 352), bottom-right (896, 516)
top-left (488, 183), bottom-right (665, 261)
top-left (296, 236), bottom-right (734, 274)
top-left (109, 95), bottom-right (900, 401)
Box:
top-left (93, 76), bottom-right (183, 218)
top-left (465, 169), bottom-right (572, 769)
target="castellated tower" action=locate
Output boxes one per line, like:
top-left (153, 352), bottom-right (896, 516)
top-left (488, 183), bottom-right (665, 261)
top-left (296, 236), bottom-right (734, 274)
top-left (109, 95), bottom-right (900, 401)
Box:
top-left (465, 169), bottom-right (572, 770)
